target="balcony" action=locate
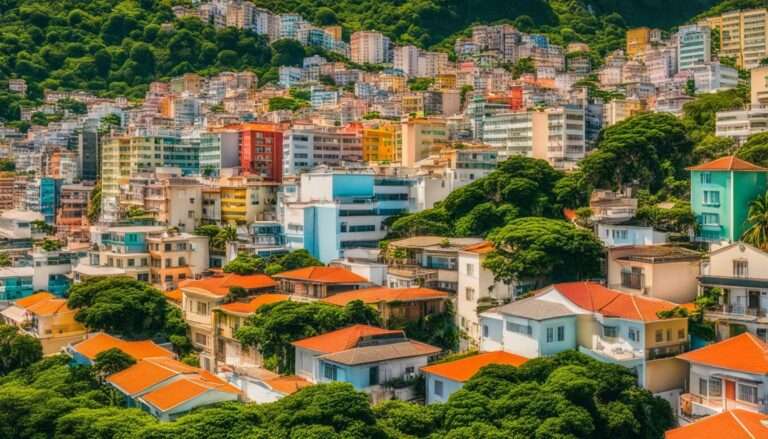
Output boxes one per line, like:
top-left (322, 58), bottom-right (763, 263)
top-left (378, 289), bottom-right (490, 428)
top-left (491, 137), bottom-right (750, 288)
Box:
top-left (707, 304), bottom-right (768, 321)
top-left (646, 341), bottom-right (688, 361)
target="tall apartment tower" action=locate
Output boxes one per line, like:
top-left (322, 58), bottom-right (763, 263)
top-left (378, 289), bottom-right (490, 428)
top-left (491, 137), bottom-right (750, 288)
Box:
top-left (350, 31), bottom-right (391, 65)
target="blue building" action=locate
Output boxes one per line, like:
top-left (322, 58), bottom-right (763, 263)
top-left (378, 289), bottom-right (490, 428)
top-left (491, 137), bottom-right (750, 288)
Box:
top-left (24, 177), bottom-right (63, 224)
top-left (283, 168), bottom-right (411, 263)
top-left (0, 267), bottom-right (34, 300)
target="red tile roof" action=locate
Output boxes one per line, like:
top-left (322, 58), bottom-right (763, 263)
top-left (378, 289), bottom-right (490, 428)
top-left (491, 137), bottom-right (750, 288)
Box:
top-left (179, 273), bottom-right (277, 297)
top-left (421, 351), bottom-right (529, 382)
top-left (164, 289), bottom-right (182, 303)
top-left (15, 292), bottom-right (55, 308)
top-left (264, 375), bottom-right (312, 395)
top-left (321, 287), bottom-right (449, 307)
top-left (25, 298), bottom-right (72, 316)
top-left (461, 241), bottom-right (494, 255)
top-left (687, 156), bottom-right (767, 172)
top-left (665, 409), bottom-right (768, 439)
top-left (677, 332), bottom-right (768, 375)
top-left (551, 282), bottom-right (679, 322)
top-left (72, 333), bottom-right (174, 361)
top-left (219, 294), bottom-right (289, 315)
top-left (291, 324), bottom-right (402, 354)
top-left (274, 266), bottom-right (368, 284)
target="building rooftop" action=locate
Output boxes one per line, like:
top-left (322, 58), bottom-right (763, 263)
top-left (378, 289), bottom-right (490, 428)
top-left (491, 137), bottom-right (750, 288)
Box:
top-left (612, 245), bottom-right (702, 263)
top-left (487, 296), bottom-right (576, 321)
top-left (549, 282), bottom-right (680, 322)
top-left (460, 241), bottom-right (494, 255)
top-left (0, 209), bottom-right (44, 222)
top-left (71, 332), bottom-right (174, 361)
top-left (291, 324), bottom-right (403, 354)
top-left (273, 266), bottom-right (368, 284)
top-left (107, 357), bottom-right (198, 396)
top-left (0, 266), bottom-right (35, 278)
top-left (664, 409), bottom-right (768, 439)
top-left (421, 351), bottom-right (529, 382)
top-left (677, 332), bottom-right (768, 375)
top-left (687, 155), bottom-right (767, 172)
top-left (263, 375), bottom-right (313, 395)
top-left (388, 236), bottom-right (484, 252)
top-left (25, 297), bottom-right (73, 317)
top-left (139, 370), bottom-right (240, 412)
top-left (179, 273), bottom-right (277, 297)
top-left (318, 340), bottom-right (441, 366)
top-left (321, 287), bottom-right (449, 307)
top-left (14, 292), bottom-right (55, 308)
top-left (219, 294), bottom-right (289, 315)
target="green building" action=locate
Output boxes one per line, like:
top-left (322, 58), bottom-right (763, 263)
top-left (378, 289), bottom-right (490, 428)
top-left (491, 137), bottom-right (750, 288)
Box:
top-left (689, 156), bottom-right (768, 242)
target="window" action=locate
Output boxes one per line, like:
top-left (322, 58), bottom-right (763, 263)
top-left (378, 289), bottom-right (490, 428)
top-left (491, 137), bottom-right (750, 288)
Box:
top-left (628, 328), bottom-right (640, 342)
top-left (678, 329), bottom-right (686, 340)
top-left (703, 190), bottom-right (720, 206)
top-left (483, 325), bottom-right (489, 338)
top-left (196, 302), bottom-right (208, 315)
top-left (738, 383), bottom-right (758, 404)
top-left (699, 378), bottom-right (708, 396)
top-left (465, 287), bottom-right (475, 301)
top-left (603, 326), bottom-right (618, 338)
top-left (323, 363), bottom-right (338, 381)
top-left (466, 263), bottom-right (474, 276)
top-left (506, 321), bottom-right (533, 336)
top-left (655, 330), bottom-right (663, 343)
top-left (557, 326), bottom-right (565, 342)
top-left (127, 259), bottom-right (135, 267)
top-left (434, 380), bottom-right (444, 397)
top-left (709, 379), bottom-right (722, 397)
top-left (369, 366), bottom-right (379, 386)
top-left (405, 366), bottom-right (415, 375)
top-left (702, 213), bottom-right (720, 226)
top-left (340, 222), bottom-right (347, 232)
top-left (758, 328), bottom-right (768, 341)
top-left (700, 172), bottom-right (712, 184)
top-left (734, 260), bottom-right (749, 278)
top-left (195, 333), bottom-right (208, 346)
top-left (546, 327), bottom-right (554, 342)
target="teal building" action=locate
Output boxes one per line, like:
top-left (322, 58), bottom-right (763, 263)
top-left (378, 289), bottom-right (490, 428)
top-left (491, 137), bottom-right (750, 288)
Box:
top-left (689, 156), bottom-right (768, 242)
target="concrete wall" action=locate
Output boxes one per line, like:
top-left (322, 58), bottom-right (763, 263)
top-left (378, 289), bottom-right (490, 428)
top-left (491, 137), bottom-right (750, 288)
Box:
top-left (425, 374), bottom-right (463, 404)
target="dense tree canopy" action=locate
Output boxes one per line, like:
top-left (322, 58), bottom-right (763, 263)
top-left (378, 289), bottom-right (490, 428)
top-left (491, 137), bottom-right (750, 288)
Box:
top-left (223, 249), bottom-right (323, 275)
top-left (0, 325), bottom-right (42, 375)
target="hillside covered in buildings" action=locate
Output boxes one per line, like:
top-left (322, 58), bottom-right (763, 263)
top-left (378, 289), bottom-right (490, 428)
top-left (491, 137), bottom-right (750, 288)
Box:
top-left (4, 0), bottom-right (768, 438)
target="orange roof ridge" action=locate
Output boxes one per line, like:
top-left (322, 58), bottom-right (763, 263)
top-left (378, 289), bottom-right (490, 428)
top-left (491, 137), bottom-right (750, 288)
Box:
top-left (421, 351), bottom-right (528, 382)
top-left (687, 155), bottom-right (768, 172)
top-left (677, 332), bottom-right (768, 375)
top-left (728, 411), bottom-right (755, 439)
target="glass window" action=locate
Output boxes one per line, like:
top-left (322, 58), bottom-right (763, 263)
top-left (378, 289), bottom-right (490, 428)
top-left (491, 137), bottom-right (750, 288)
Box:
top-left (702, 213), bottom-right (720, 226)
top-left (703, 191), bottom-right (720, 205)
top-left (709, 379), bottom-right (722, 397)
top-left (734, 260), bottom-right (749, 278)
top-left (655, 330), bottom-right (663, 342)
top-left (506, 321), bottom-right (533, 336)
top-left (546, 327), bottom-right (554, 342)
top-left (483, 325), bottom-right (489, 338)
top-left (603, 326), bottom-right (618, 338)
top-left (557, 326), bottom-right (565, 342)
top-left (678, 329), bottom-right (686, 340)
top-left (699, 378), bottom-right (708, 396)
top-left (466, 263), bottom-right (474, 276)
top-left (628, 328), bottom-right (639, 342)
top-left (434, 380), bottom-right (444, 397)
top-left (738, 383), bottom-right (758, 404)
top-left (323, 363), bottom-right (338, 380)
top-left (465, 287), bottom-right (475, 301)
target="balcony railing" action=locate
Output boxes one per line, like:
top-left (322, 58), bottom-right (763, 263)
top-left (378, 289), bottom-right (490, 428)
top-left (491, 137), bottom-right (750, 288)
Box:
top-left (646, 341), bottom-right (688, 361)
top-left (711, 304), bottom-right (767, 318)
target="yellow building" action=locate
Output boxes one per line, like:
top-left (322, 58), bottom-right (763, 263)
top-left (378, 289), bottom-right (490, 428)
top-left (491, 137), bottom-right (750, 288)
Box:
top-left (435, 74), bottom-right (457, 90)
top-left (703, 9), bottom-right (768, 69)
top-left (219, 175), bottom-right (279, 225)
top-left (147, 231), bottom-right (210, 291)
top-left (400, 117), bottom-right (449, 167)
top-left (401, 93), bottom-right (425, 116)
top-left (362, 123), bottom-right (399, 163)
top-left (626, 27), bottom-right (652, 58)
top-left (752, 66), bottom-right (768, 106)
top-left (324, 25), bottom-right (342, 40)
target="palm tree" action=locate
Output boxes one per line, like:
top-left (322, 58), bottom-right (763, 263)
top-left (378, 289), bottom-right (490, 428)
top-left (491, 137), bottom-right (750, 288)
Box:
top-left (743, 192), bottom-right (768, 249)
top-left (213, 224), bottom-right (237, 248)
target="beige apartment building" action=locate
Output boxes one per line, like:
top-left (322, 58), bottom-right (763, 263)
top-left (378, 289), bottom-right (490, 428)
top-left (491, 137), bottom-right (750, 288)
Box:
top-left (400, 117), bottom-right (448, 167)
top-left (702, 9), bottom-right (768, 69)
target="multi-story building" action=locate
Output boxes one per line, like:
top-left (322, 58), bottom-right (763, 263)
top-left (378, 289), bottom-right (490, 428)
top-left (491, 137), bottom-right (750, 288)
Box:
top-left (239, 123), bottom-right (284, 182)
top-left (142, 177), bottom-right (202, 233)
top-left (56, 183), bottom-right (93, 243)
top-left (0, 210), bottom-right (46, 258)
top-left (0, 267), bottom-right (34, 300)
top-left (0, 292), bottom-right (87, 354)
top-left (146, 231), bottom-right (209, 291)
top-left (677, 25), bottom-right (712, 71)
top-left (691, 62), bottom-right (739, 93)
top-left (603, 98), bottom-right (646, 127)
top-left (283, 168), bottom-right (411, 263)
top-left (752, 66), bottom-right (768, 107)
top-left (482, 106), bottom-right (586, 169)
top-left (362, 123), bottom-right (399, 163)
top-left (200, 129), bottom-right (240, 177)
top-left (350, 31), bottom-right (391, 65)
top-left (180, 273), bottom-right (277, 371)
top-left (219, 175), bottom-right (279, 224)
top-left (274, 266), bottom-right (369, 298)
top-left (689, 156), bottom-right (768, 242)
top-left (480, 282), bottom-right (689, 393)
top-left (626, 27), bottom-right (662, 58)
top-left (715, 107), bottom-right (768, 144)
top-left (703, 9), bottom-right (768, 69)
top-left (400, 117), bottom-right (448, 167)
top-left (23, 177), bottom-right (62, 224)
top-left (283, 124), bottom-right (364, 176)
top-left (0, 173), bottom-right (14, 210)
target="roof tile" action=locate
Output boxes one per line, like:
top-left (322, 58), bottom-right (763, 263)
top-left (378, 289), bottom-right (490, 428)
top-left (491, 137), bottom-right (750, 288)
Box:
top-left (665, 409), bottom-right (768, 439)
top-left (72, 333), bottom-right (174, 361)
top-left (677, 332), bottom-right (768, 375)
top-left (421, 351), bottom-right (529, 382)
top-left (321, 287), bottom-right (449, 306)
top-left (291, 324), bottom-right (402, 354)
top-left (687, 156), bottom-right (767, 172)
top-left (273, 266), bottom-right (368, 284)
top-left (551, 282), bottom-right (678, 321)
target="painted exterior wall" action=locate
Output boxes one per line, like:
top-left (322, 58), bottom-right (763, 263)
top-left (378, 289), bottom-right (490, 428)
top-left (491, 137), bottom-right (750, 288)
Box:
top-left (607, 254), bottom-right (700, 303)
top-left (687, 362), bottom-right (768, 413)
top-left (317, 355), bottom-right (428, 389)
top-left (646, 357), bottom-right (688, 394)
top-left (425, 373), bottom-right (463, 404)
top-left (478, 313), bottom-right (577, 358)
top-left (596, 223), bottom-right (668, 247)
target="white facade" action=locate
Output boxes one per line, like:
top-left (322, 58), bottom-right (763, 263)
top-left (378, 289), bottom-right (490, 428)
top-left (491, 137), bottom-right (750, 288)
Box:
top-left (596, 223), bottom-right (668, 248)
top-left (350, 31), bottom-right (391, 65)
top-left (692, 62), bottom-right (739, 93)
top-left (678, 25), bottom-right (712, 71)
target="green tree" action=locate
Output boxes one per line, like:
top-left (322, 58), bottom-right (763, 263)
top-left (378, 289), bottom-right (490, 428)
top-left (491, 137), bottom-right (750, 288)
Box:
top-left (736, 132), bottom-right (768, 167)
top-left (55, 407), bottom-right (155, 439)
top-left (484, 217), bottom-right (604, 285)
top-left (0, 253), bottom-right (11, 267)
top-left (87, 181), bottom-right (101, 223)
top-left (271, 39), bottom-right (305, 67)
top-left (743, 191), bottom-right (768, 250)
top-left (0, 325), bottom-right (42, 375)
top-left (223, 253), bottom-right (265, 275)
top-left (67, 276), bottom-right (168, 339)
top-left (92, 348), bottom-right (136, 378)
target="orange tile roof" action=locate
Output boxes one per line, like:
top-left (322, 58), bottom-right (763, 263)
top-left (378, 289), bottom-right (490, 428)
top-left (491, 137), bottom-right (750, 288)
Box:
top-left (322, 287), bottom-right (449, 307)
top-left (219, 294), bottom-right (289, 315)
top-left (687, 156), bottom-right (767, 172)
top-left (180, 273), bottom-right (277, 297)
top-left (461, 241), bottom-right (494, 255)
top-left (107, 357), bottom-right (198, 395)
top-left (72, 333), bottom-right (174, 361)
top-left (140, 373), bottom-right (240, 412)
top-left (25, 298), bottom-right (72, 316)
top-left (421, 351), bottom-right (529, 382)
top-left (551, 282), bottom-right (679, 322)
top-left (291, 324), bottom-right (402, 354)
top-left (273, 267), bottom-right (368, 284)
top-left (15, 292), bottom-right (55, 308)
top-left (164, 289), bottom-right (182, 303)
top-left (264, 375), bottom-right (312, 395)
top-left (677, 332), bottom-right (768, 375)
top-left (665, 409), bottom-right (768, 439)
